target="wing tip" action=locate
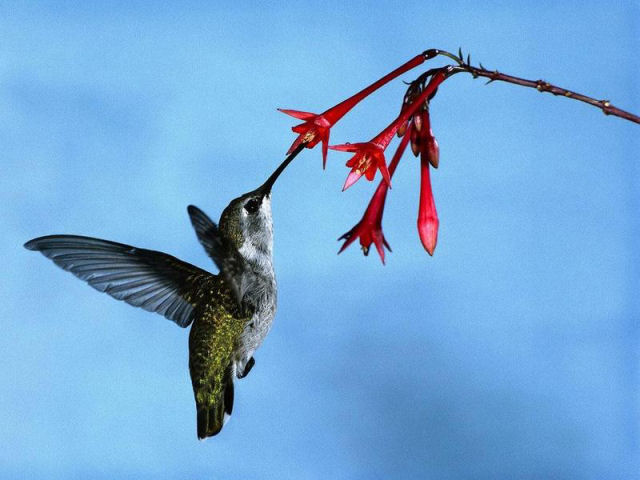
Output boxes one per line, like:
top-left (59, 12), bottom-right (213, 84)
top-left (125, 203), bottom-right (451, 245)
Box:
top-left (187, 205), bottom-right (201, 216)
top-left (24, 236), bottom-right (47, 251)
top-left (187, 205), bottom-right (217, 233)
top-left (24, 235), bottom-right (88, 251)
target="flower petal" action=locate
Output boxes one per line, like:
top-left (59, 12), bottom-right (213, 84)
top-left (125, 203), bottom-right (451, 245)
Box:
top-left (337, 227), bottom-right (358, 253)
top-left (292, 123), bottom-right (309, 134)
top-left (286, 133), bottom-right (307, 155)
top-left (321, 135), bottom-right (329, 170)
top-left (329, 143), bottom-right (365, 152)
top-left (373, 234), bottom-right (387, 264)
top-left (278, 108), bottom-right (317, 120)
top-left (364, 164), bottom-right (377, 181)
top-left (342, 169), bottom-right (363, 191)
top-left (377, 157), bottom-right (392, 189)
top-left (382, 234), bottom-right (392, 252)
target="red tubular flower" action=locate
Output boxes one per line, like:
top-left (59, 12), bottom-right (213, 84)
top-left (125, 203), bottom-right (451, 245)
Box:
top-left (277, 109), bottom-right (332, 167)
top-left (338, 129), bottom-right (411, 263)
top-left (329, 142), bottom-right (390, 191)
top-left (417, 153), bottom-right (439, 256)
top-left (331, 69), bottom-right (449, 190)
top-left (279, 53), bottom-right (430, 168)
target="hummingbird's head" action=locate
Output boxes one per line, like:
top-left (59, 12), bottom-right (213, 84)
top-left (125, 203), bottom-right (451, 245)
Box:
top-left (218, 152), bottom-right (294, 265)
top-left (219, 189), bottom-right (274, 262)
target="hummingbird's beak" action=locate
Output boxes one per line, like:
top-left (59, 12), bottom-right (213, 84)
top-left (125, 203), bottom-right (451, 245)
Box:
top-left (258, 148), bottom-right (299, 196)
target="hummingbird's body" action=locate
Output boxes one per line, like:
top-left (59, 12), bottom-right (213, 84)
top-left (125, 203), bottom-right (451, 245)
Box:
top-left (25, 154), bottom-right (294, 439)
top-left (187, 194), bottom-right (278, 436)
top-left (188, 272), bottom-right (274, 437)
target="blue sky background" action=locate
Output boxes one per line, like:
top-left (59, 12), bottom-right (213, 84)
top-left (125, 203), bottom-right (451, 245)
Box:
top-left (2, 2), bottom-right (639, 479)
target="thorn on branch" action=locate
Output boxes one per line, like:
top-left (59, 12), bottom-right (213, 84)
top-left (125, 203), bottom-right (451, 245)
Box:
top-left (484, 70), bottom-right (500, 85)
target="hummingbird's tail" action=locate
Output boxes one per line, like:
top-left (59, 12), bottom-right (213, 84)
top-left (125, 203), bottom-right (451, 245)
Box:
top-left (196, 369), bottom-right (234, 439)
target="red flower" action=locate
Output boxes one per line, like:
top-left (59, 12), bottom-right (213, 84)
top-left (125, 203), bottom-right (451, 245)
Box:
top-left (338, 129), bottom-right (411, 263)
top-left (277, 109), bottom-right (332, 168)
top-left (329, 142), bottom-right (391, 191)
top-left (279, 53), bottom-right (429, 168)
top-left (331, 68), bottom-right (449, 190)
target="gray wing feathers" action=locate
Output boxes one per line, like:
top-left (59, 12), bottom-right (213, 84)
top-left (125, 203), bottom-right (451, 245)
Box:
top-left (24, 235), bottom-right (212, 327)
top-left (187, 205), bottom-right (245, 308)
top-left (187, 205), bottom-right (219, 258)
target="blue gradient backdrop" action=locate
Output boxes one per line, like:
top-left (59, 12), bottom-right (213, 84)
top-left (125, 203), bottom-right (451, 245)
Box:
top-left (2, 2), bottom-right (639, 479)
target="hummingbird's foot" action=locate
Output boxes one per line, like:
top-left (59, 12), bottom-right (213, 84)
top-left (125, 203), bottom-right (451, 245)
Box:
top-left (238, 357), bottom-right (255, 379)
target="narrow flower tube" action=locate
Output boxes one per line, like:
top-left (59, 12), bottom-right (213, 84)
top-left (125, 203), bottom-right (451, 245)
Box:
top-left (279, 52), bottom-right (432, 168)
top-left (322, 54), bottom-right (427, 125)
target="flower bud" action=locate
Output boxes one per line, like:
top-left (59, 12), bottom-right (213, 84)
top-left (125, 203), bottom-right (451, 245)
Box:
top-left (418, 157), bottom-right (439, 255)
top-left (396, 120), bottom-right (408, 138)
top-left (413, 111), bottom-right (423, 132)
top-left (410, 124), bottom-right (420, 157)
top-left (423, 135), bottom-right (439, 169)
top-left (419, 110), bottom-right (439, 168)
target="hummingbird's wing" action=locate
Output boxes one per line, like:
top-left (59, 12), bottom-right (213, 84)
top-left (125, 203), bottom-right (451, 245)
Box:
top-left (187, 205), bottom-right (245, 308)
top-left (24, 235), bottom-right (213, 328)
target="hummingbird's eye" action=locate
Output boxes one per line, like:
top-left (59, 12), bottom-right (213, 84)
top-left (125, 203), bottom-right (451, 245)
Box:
top-left (244, 197), bottom-right (261, 215)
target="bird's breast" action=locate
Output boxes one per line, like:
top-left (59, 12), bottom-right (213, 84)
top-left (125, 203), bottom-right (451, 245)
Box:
top-left (234, 273), bottom-right (277, 375)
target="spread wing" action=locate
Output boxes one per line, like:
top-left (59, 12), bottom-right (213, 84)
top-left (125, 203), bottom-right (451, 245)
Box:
top-left (24, 235), bottom-right (213, 328)
top-left (187, 205), bottom-right (246, 308)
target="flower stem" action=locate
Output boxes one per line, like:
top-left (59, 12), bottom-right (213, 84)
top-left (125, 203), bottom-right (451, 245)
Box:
top-left (433, 49), bottom-right (640, 124)
top-left (365, 127), bottom-right (412, 222)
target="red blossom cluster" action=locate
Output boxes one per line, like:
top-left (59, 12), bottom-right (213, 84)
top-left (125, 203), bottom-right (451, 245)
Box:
top-left (280, 51), bottom-right (448, 263)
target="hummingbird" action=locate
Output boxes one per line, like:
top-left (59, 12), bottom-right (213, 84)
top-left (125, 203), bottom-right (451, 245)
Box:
top-left (24, 152), bottom-right (298, 439)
